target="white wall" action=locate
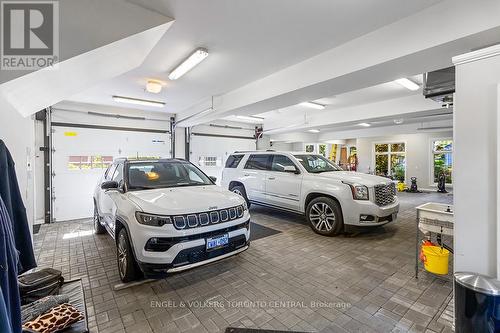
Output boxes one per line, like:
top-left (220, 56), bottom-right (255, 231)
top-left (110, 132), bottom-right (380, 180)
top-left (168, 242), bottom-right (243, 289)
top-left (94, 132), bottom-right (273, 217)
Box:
top-left (356, 131), bottom-right (453, 190)
top-left (453, 46), bottom-right (500, 277)
top-left (0, 102), bottom-right (36, 232)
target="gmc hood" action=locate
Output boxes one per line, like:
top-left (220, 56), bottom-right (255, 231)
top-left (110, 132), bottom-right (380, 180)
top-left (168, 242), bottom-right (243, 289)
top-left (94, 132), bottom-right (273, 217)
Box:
top-left (313, 171), bottom-right (392, 187)
top-left (126, 185), bottom-right (245, 215)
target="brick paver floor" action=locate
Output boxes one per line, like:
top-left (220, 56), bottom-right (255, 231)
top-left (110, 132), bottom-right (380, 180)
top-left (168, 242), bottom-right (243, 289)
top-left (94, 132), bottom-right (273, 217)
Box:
top-left (33, 192), bottom-right (454, 333)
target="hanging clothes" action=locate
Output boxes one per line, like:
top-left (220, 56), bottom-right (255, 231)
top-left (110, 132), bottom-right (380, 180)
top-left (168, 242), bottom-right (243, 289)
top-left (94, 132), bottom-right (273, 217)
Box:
top-left (0, 195), bottom-right (22, 333)
top-left (0, 140), bottom-right (36, 273)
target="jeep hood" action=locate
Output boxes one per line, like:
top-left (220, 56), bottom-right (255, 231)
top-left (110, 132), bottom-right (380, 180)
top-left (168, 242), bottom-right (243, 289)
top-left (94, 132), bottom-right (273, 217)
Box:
top-left (126, 185), bottom-right (244, 215)
top-left (313, 171), bottom-right (392, 187)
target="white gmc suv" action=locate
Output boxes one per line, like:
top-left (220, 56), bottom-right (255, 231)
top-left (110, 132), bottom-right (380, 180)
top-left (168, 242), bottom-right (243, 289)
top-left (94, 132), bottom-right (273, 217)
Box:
top-left (221, 151), bottom-right (399, 236)
top-left (93, 158), bottom-right (250, 282)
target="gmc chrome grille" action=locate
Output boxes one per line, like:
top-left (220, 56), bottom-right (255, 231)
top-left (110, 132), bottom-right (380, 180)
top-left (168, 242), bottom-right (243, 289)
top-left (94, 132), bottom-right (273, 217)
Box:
top-left (374, 183), bottom-right (396, 206)
top-left (173, 205), bottom-right (245, 230)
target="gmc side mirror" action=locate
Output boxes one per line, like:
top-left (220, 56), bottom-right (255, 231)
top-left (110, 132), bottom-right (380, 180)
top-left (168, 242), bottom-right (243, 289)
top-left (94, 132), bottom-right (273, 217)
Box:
top-left (101, 180), bottom-right (119, 190)
top-left (283, 166), bottom-right (299, 174)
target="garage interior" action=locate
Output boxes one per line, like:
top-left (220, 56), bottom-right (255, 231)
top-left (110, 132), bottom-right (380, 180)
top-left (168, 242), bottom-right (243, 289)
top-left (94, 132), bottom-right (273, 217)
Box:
top-left (1, 1), bottom-right (500, 333)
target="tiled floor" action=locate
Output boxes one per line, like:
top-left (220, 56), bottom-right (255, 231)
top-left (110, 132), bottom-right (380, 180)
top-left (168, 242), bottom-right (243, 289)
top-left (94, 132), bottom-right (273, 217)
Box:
top-left (33, 192), bottom-right (454, 333)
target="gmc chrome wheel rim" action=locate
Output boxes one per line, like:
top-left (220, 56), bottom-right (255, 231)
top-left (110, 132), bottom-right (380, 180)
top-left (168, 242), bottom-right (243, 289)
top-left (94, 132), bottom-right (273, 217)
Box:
top-left (117, 234), bottom-right (127, 278)
top-left (309, 202), bottom-right (335, 231)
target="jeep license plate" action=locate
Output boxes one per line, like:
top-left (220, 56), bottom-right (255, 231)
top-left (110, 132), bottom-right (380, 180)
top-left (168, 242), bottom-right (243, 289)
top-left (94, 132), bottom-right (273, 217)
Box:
top-left (206, 234), bottom-right (229, 251)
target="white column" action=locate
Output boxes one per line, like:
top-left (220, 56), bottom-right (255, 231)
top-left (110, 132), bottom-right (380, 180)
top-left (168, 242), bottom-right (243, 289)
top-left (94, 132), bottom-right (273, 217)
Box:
top-left (452, 45), bottom-right (500, 277)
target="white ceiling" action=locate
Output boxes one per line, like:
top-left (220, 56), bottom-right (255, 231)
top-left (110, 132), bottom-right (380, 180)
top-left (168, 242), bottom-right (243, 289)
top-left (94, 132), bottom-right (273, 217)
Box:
top-left (66, 0), bottom-right (442, 114)
top-left (253, 75), bottom-right (424, 123)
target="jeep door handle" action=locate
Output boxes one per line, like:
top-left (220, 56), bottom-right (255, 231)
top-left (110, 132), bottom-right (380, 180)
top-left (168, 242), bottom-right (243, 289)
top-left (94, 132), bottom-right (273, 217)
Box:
top-left (268, 177), bottom-right (275, 180)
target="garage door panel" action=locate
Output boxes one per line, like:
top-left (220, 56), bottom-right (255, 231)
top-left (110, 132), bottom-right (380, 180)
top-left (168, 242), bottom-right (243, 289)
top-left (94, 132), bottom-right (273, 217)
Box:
top-left (52, 126), bottom-right (170, 221)
top-left (190, 135), bottom-right (255, 184)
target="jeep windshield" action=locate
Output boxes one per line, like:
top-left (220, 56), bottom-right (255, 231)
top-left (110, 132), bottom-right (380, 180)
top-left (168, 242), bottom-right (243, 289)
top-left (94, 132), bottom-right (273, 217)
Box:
top-left (127, 160), bottom-right (214, 190)
top-left (294, 154), bottom-right (343, 173)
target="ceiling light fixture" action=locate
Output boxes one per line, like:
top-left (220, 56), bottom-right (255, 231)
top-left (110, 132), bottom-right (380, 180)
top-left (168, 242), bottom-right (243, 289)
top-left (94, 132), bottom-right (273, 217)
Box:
top-left (358, 123), bottom-right (371, 127)
top-left (394, 119), bottom-right (404, 125)
top-left (145, 80), bottom-right (163, 94)
top-left (112, 95), bottom-right (165, 108)
top-left (299, 101), bottom-right (325, 110)
top-left (308, 129), bottom-right (320, 133)
top-left (394, 78), bottom-right (420, 91)
top-left (168, 48), bottom-right (209, 80)
top-left (236, 115), bottom-right (264, 122)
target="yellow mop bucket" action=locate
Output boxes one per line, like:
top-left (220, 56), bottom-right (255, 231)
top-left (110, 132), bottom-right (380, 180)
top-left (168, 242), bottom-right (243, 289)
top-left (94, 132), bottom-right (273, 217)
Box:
top-left (421, 245), bottom-right (450, 275)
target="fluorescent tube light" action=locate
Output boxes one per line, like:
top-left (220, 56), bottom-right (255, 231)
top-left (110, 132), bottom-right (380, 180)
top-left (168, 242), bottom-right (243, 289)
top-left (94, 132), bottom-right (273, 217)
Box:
top-left (112, 96), bottom-right (165, 108)
top-left (358, 123), bottom-right (371, 127)
top-left (308, 129), bottom-right (320, 133)
top-left (236, 115), bottom-right (264, 122)
top-left (299, 101), bottom-right (325, 110)
top-left (168, 48), bottom-right (209, 80)
top-left (394, 78), bottom-right (419, 91)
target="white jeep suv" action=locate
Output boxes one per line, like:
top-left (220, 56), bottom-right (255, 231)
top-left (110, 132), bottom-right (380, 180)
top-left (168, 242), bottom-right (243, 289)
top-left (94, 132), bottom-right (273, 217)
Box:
top-left (94, 158), bottom-right (250, 282)
top-left (221, 151), bottom-right (399, 236)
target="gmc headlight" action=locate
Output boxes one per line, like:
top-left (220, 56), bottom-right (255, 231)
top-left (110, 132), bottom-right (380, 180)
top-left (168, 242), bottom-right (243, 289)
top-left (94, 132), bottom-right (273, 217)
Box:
top-left (135, 212), bottom-right (171, 227)
top-left (344, 183), bottom-right (369, 200)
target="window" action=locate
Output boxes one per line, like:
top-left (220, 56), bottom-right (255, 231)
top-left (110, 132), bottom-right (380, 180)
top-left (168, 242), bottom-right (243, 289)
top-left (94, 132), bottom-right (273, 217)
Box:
top-left (432, 139), bottom-right (453, 184)
top-left (225, 154), bottom-right (244, 168)
top-left (271, 155), bottom-right (298, 172)
top-left (68, 155), bottom-right (113, 170)
top-left (112, 163), bottom-right (124, 184)
top-left (198, 156), bottom-right (220, 167)
top-left (374, 143), bottom-right (406, 181)
top-left (294, 154), bottom-right (342, 173)
top-left (244, 154), bottom-right (271, 170)
top-left (127, 161), bottom-right (213, 189)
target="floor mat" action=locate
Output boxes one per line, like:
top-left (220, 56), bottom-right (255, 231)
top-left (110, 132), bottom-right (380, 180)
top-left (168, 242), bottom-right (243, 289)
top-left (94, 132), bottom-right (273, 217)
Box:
top-left (250, 222), bottom-right (281, 241)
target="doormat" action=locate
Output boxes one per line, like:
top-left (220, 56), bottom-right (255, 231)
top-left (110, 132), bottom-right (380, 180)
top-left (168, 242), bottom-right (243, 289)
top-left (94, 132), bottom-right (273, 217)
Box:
top-left (226, 328), bottom-right (306, 333)
top-left (249, 222), bottom-right (281, 241)
top-left (33, 224), bottom-right (41, 234)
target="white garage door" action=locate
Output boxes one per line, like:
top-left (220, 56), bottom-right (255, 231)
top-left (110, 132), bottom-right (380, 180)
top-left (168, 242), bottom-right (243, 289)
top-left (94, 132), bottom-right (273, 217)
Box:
top-left (190, 134), bottom-right (255, 184)
top-left (52, 126), bottom-right (170, 221)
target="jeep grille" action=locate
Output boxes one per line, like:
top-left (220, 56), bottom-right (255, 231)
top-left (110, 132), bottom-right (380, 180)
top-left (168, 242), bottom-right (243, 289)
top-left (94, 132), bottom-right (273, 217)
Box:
top-left (172, 205), bottom-right (245, 230)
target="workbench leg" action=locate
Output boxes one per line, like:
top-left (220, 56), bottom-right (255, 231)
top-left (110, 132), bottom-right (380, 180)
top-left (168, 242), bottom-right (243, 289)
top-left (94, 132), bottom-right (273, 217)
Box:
top-left (415, 216), bottom-right (419, 279)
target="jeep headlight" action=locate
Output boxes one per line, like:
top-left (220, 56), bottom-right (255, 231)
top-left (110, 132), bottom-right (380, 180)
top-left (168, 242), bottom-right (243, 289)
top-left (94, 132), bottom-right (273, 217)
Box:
top-left (344, 182), bottom-right (369, 200)
top-left (135, 212), bottom-right (171, 227)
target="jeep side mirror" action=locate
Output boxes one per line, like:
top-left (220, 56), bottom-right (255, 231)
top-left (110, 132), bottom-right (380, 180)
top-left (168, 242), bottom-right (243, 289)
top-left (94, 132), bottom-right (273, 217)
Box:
top-left (283, 166), bottom-right (299, 174)
top-left (101, 180), bottom-right (119, 190)
top-left (209, 176), bottom-right (217, 182)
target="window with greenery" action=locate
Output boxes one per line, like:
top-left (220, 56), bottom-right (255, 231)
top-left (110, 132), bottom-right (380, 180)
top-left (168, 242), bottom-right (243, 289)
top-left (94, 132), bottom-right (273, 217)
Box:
top-left (374, 143), bottom-right (406, 181)
top-left (432, 139), bottom-right (453, 184)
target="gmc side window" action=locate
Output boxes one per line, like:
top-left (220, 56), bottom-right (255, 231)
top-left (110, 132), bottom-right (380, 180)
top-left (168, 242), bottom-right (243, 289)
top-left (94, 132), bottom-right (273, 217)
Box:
top-left (271, 155), bottom-right (298, 172)
top-left (225, 154), bottom-right (244, 168)
top-left (244, 154), bottom-right (271, 170)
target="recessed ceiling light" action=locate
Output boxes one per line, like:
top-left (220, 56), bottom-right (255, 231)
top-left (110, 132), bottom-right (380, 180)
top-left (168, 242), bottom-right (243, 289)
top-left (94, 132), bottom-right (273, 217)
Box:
top-left (112, 95), bottom-right (165, 107)
top-left (308, 129), bottom-right (320, 133)
top-left (358, 123), bottom-right (371, 127)
top-left (394, 119), bottom-right (404, 125)
top-left (236, 115), bottom-right (264, 122)
top-left (168, 48), bottom-right (209, 80)
top-left (299, 101), bottom-right (325, 110)
top-left (145, 80), bottom-right (163, 94)
top-left (394, 78), bottom-right (419, 91)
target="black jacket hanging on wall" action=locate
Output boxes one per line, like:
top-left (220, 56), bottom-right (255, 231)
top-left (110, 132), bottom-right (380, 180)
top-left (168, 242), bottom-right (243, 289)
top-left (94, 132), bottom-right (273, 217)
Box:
top-left (0, 140), bottom-right (36, 273)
